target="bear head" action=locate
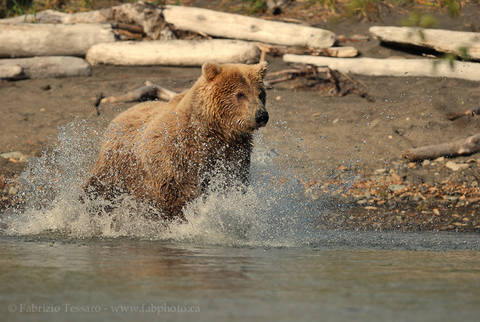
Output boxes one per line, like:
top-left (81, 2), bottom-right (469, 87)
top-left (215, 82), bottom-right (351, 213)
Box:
top-left (196, 62), bottom-right (269, 140)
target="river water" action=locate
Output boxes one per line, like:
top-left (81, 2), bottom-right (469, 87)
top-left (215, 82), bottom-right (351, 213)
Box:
top-left (1, 122), bottom-right (479, 321)
top-left (1, 234), bottom-right (480, 322)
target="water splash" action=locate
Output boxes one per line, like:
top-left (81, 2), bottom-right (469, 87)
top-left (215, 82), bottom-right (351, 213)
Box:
top-left (0, 120), bottom-right (344, 247)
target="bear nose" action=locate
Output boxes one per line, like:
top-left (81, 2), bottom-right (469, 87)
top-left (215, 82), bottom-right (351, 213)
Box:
top-left (255, 110), bottom-right (269, 126)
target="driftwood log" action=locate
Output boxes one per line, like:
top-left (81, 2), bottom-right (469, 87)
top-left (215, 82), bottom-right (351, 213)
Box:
top-left (0, 2), bottom-right (173, 40)
top-left (323, 47), bottom-right (358, 58)
top-left (162, 5), bottom-right (335, 48)
top-left (0, 23), bottom-right (115, 57)
top-left (370, 26), bottom-right (480, 60)
top-left (0, 8), bottom-right (111, 24)
top-left (98, 81), bottom-right (177, 105)
top-left (403, 134), bottom-right (480, 161)
top-left (446, 107), bottom-right (480, 121)
top-left (0, 64), bottom-right (22, 79)
top-left (86, 39), bottom-right (260, 66)
top-left (93, 81), bottom-right (178, 115)
top-left (260, 44), bottom-right (358, 58)
top-left (0, 57), bottom-right (91, 79)
top-left (283, 55), bottom-right (480, 81)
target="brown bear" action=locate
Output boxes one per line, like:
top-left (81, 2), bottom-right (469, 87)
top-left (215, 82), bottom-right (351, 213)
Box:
top-left (84, 62), bottom-right (269, 221)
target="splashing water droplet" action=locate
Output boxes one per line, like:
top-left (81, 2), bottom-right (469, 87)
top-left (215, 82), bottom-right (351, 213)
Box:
top-left (0, 120), bottom-right (347, 247)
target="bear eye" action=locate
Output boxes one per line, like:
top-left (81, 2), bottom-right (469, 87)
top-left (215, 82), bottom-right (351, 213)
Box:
top-left (236, 92), bottom-right (246, 100)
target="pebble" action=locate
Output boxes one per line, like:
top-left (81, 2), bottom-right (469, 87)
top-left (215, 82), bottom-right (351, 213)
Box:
top-left (304, 188), bottom-right (321, 201)
top-left (422, 159), bottom-right (431, 166)
top-left (0, 151), bottom-right (28, 162)
top-left (412, 194), bottom-right (422, 202)
top-left (456, 201), bottom-right (467, 207)
top-left (368, 119), bottom-right (380, 128)
top-left (388, 184), bottom-right (406, 192)
top-left (374, 168), bottom-right (386, 175)
top-left (8, 186), bottom-right (17, 195)
top-left (445, 195), bottom-right (459, 201)
top-left (445, 160), bottom-right (469, 172)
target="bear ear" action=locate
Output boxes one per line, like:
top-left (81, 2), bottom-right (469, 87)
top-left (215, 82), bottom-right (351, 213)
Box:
top-left (255, 61), bottom-right (268, 79)
top-left (202, 63), bottom-right (222, 82)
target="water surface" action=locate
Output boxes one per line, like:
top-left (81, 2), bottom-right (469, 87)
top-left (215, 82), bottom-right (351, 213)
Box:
top-left (1, 234), bottom-right (479, 322)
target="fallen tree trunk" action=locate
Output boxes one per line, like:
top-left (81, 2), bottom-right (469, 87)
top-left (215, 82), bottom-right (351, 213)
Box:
top-left (0, 23), bottom-right (115, 57)
top-left (86, 39), bottom-right (260, 66)
top-left (283, 55), bottom-right (480, 81)
top-left (0, 65), bottom-right (23, 79)
top-left (0, 57), bottom-right (91, 79)
top-left (370, 26), bottom-right (480, 60)
top-left (0, 2), bottom-right (173, 40)
top-left (162, 5), bottom-right (335, 48)
top-left (403, 134), bottom-right (480, 161)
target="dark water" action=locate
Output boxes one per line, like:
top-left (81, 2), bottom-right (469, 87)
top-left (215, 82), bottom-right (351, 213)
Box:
top-left (1, 235), bottom-right (480, 322)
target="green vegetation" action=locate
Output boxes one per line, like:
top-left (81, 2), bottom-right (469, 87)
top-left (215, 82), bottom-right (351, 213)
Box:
top-left (401, 11), bottom-right (437, 28)
top-left (317, 0), bottom-right (337, 12)
top-left (309, 0), bottom-right (469, 20)
top-left (439, 0), bottom-right (461, 16)
top-left (1, 0), bottom-right (35, 18)
top-left (242, 0), bottom-right (268, 14)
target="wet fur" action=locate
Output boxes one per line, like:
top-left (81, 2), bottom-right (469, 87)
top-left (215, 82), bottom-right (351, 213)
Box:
top-left (85, 63), bottom-right (268, 220)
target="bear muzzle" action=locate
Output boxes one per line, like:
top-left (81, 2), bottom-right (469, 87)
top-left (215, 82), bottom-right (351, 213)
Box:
top-left (255, 110), bottom-right (269, 127)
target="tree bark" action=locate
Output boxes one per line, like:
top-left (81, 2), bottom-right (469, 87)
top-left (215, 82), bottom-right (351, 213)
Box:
top-left (0, 57), bottom-right (91, 79)
top-left (86, 39), bottom-right (260, 66)
top-left (0, 23), bottom-right (115, 57)
top-left (370, 26), bottom-right (480, 60)
top-left (283, 55), bottom-right (480, 81)
top-left (162, 5), bottom-right (335, 48)
top-left (402, 134), bottom-right (480, 161)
